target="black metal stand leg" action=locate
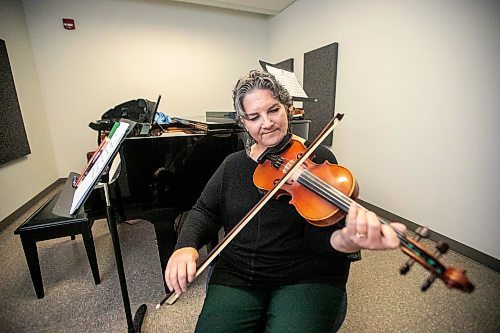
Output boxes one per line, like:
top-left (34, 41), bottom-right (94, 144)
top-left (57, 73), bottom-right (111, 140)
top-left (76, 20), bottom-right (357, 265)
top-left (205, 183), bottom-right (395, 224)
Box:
top-left (104, 183), bottom-right (147, 333)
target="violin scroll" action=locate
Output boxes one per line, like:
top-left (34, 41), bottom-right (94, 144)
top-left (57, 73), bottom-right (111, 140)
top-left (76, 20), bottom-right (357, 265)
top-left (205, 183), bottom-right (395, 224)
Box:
top-left (442, 267), bottom-right (475, 292)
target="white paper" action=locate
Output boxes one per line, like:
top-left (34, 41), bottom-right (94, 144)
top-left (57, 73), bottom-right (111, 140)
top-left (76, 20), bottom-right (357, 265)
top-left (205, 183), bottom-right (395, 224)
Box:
top-left (70, 122), bottom-right (129, 215)
top-left (265, 64), bottom-right (308, 98)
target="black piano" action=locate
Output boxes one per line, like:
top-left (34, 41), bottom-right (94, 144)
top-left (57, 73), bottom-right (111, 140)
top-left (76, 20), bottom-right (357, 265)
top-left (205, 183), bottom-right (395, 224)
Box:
top-left (85, 113), bottom-right (245, 291)
top-left (85, 106), bottom-right (310, 292)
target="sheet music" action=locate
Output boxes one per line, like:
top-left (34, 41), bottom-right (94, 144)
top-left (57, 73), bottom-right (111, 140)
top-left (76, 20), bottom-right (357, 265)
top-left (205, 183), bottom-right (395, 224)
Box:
top-left (264, 64), bottom-right (308, 98)
top-left (70, 122), bottom-right (130, 215)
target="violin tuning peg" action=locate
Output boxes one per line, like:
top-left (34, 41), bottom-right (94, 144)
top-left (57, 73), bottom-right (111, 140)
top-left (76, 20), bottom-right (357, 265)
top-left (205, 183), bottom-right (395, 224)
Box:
top-left (400, 258), bottom-right (415, 275)
top-left (421, 275), bottom-right (437, 292)
top-left (400, 264), bottom-right (411, 275)
top-left (415, 226), bottom-right (430, 241)
top-left (435, 241), bottom-right (449, 255)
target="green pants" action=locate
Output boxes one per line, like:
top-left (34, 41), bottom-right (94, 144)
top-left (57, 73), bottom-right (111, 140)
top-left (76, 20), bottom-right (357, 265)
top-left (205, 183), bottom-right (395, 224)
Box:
top-left (195, 283), bottom-right (347, 333)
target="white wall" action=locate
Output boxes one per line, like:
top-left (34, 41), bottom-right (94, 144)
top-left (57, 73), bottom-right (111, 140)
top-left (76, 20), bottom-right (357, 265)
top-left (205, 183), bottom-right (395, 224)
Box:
top-left (269, 0), bottom-right (500, 259)
top-left (5, 0), bottom-right (498, 259)
top-left (22, 0), bottom-right (268, 177)
top-left (0, 0), bottom-right (58, 221)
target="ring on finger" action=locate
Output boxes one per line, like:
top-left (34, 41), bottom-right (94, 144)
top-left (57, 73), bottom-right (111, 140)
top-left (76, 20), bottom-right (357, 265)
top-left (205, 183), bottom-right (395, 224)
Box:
top-left (355, 232), bottom-right (366, 239)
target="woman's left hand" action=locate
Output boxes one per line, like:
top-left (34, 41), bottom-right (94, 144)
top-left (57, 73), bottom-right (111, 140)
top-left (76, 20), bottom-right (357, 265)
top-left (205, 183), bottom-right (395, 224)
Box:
top-left (330, 203), bottom-right (407, 253)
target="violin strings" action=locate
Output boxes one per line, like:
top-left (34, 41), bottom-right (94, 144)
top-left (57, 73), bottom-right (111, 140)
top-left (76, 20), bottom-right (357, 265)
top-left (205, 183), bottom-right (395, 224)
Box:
top-left (297, 169), bottom-right (408, 242)
top-left (297, 169), bottom-right (353, 212)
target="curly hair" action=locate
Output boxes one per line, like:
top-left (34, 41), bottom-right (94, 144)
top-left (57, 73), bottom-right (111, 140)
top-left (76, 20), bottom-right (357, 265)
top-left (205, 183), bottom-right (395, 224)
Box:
top-left (232, 70), bottom-right (293, 155)
top-left (232, 70), bottom-right (292, 123)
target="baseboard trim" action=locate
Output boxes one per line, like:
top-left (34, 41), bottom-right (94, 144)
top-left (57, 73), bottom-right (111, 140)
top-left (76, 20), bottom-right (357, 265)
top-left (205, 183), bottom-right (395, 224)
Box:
top-left (358, 199), bottom-right (500, 273)
top-left (0, 178), bottom-right (65, 233)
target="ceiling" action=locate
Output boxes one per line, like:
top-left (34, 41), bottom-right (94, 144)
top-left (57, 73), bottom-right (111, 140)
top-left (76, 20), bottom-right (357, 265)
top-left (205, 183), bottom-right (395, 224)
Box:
top-left (168, 0), bottom-right (297, 16)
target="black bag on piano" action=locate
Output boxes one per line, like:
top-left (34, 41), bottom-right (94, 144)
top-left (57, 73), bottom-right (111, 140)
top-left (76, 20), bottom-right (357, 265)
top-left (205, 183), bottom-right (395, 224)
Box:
top-left (102, 98), bottom-right (156, 123)
top-left (89, 98), bottom-right (156, 135)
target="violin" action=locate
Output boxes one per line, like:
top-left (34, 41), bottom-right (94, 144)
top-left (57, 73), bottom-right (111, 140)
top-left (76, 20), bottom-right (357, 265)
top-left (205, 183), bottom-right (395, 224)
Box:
top-left (156, 114), bottom-right (473, 309)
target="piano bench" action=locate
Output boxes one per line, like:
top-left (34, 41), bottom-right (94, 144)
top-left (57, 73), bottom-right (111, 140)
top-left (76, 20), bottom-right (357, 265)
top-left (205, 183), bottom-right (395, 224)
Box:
top-left (14, 191), bottom-right (100, 299)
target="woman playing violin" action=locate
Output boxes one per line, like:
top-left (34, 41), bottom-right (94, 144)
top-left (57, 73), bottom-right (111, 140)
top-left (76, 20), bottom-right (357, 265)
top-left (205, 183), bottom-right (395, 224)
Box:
top-left (165, 69), bottom-right (406, 332)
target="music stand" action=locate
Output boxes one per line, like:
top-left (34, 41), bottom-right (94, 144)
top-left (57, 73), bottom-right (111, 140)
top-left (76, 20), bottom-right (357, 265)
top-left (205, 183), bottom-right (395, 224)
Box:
top-left (53, 119), bottom-right (147, 333)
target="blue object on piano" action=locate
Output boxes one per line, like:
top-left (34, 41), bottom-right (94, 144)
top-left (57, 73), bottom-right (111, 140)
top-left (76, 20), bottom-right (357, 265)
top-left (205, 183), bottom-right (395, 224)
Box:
top-left (155, 112), bottom-right (170, 124)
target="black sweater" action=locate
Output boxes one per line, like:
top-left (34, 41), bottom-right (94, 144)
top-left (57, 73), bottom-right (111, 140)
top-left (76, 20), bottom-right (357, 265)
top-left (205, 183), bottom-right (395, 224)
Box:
top-left (175, 146), bottom-right (351, 289)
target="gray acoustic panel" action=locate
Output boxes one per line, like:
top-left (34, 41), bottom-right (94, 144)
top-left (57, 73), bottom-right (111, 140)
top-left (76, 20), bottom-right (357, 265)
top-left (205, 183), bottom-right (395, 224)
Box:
top-left (0, 39), bottom-right (31, 165)
top-left (303, 43), bottom-right (339, 146)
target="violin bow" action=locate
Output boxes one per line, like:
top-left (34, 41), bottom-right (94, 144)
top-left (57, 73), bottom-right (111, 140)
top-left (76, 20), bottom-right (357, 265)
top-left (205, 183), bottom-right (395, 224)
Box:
top-left (156, 114), bottom-right (344, 308)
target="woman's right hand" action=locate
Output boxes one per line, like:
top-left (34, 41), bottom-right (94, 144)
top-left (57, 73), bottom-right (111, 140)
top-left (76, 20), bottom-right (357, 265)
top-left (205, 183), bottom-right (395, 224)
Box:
top-left (165, 247), bottom-right (199, 295)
